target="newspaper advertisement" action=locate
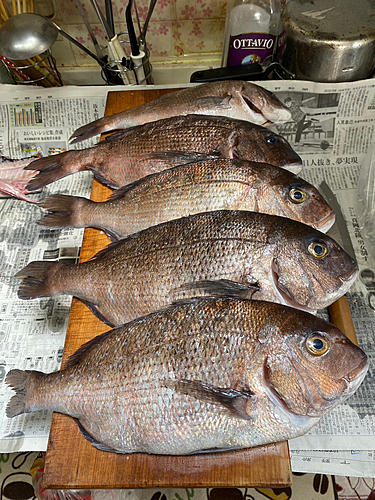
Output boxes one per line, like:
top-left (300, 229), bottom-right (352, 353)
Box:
top-left (0, 79), bottom-right (374, 478)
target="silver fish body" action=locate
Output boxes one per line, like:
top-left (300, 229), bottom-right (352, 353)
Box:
top-left (69, 81), bottom-right (292, 144)
top-left (5, 298), bottom-right (369, 455)
top-left (38, 159), bottom-right (335, 240)
top-left (16, 210), bottom-right (358, 327)
top-left (25, 115), bottom-right (302, 191)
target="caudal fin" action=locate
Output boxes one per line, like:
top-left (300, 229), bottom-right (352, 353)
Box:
top-left (39, 194), bottom-right (90, 229)
top-left (69, 116), bottom-right (115, 144)
top-left (25, 152), bottom-right (83, 191)
top-left (6, 369), bottom-right (47, 418)
top-left (6, 369), bottom-right (31, 417)
top-left (15, 261), bottom-right (60, 299)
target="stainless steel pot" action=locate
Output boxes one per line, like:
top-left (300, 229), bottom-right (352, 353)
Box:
top-left (280, 0), bottom-right (375, 82)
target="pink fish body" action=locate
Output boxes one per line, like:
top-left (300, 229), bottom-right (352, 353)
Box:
top-left (0, 156), bottom-right (41, 202)
top-left (69, 80), bottom-right (292, 144)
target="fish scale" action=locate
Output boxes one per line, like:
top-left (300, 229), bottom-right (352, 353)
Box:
top-left (69, 81), bottom-right (292, 144)
top-left (6, 298), bottom-right (368, 455)
top-left (16, 210), bottom-right (358, 327)
top-left (38, 159), bottom-right (335, 240)
top-left (25, 115), bottom-right (302, 191)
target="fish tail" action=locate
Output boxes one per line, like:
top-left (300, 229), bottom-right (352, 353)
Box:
top-left (15, 261), bottom-right (66, 299)
top-left (39, 194), bottom-right (92, 230)
top-left (25, 151), bottom-right (85, 191)
top-left (69, 116), bottom-right (115, 144)
top-left (6, 369), bottom-right (46, 418)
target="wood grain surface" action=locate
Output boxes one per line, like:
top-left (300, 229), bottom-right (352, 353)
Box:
top-left (42, 87), bottom-right (356, 490)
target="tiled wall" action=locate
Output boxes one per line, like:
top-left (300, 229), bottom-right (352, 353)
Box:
top-left (49, 0), bottom-right (226, 69)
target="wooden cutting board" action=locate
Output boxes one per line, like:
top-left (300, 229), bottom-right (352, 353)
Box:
top-left (42, 87), bottom-right (356, 490)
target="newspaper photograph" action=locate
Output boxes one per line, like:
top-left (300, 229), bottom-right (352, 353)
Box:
top-left (0, 79), bottom-right (374, 477)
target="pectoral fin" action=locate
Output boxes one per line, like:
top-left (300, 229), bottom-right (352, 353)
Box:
top-left (167, 379), bottom-right (255, 420)
top-left (177, 279), bottom-right (260, 299)
top-left (74, 418), bottom-right (121, 453)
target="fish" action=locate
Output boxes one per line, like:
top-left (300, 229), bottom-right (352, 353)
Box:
top-left (38, 159), bottom-right (335, 241)
top-left (5, 297), bottom-right (369, 455)
top-left (0, 156), bottom-right (42, 201)
top-left (25, 115), bottom-right (302, 192)
top-left (69, 81), bottom-right (292, 144)
top-left (15, 210), bottom-right (358, 327)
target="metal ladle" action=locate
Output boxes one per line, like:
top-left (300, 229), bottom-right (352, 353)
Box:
top-left (0, 13), bottom-right (105, 67)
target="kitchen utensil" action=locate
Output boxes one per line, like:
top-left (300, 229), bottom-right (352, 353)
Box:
top-left (0, 14), bottom-right (62, 86)
top-left (0, 0), bottom-right (10, 22)
top-left (75, 0), bottom-right (104, 60)
top-left (0, 50), bottom-right (61, 86)
top-left (0, 13), bottom-right (57, 59)
top-left (89, 0), bottom-right (130, 83)
top-left (0, 13), bottom-right (105, 67)
top-left (0, 54), bottom-right (36, 83)
top-left (105, 0), bottom-right (115, 35)
top-left (89, 0), bottom-right (115, 40)
top-left (140, 0), bottom-right (157, 41)
top-left (280, 0), bottom-right (375, 82)
top-left (133, 0), bottom-right (154, 84)
top-left (126, 0), bottom-right (146, 83)
top-left (190, 61), bottom-right (293, 82)
top-left (75, 0), bottom-right (123, 85)
top-left (133, 0), bottom-right (143, 36)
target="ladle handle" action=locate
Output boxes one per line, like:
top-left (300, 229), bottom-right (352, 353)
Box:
top-left (51, 21), bottom-right (105, 67)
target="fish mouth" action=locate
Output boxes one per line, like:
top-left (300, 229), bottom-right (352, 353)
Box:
top-left (343, 355), bottom-right (369, 393)
top-left (264, 351), bottom-right (368, 420)
top-left (314, 212), bottom-right (335, 233)
top-left (338, 267), bottom-right (359, 285)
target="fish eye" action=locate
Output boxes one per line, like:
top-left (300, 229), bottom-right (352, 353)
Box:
top-left (289, 187), bottom-right (306, 204)
top-left (306, 334), bottom-right (329, 355)
top-left (308, 241), bottom-right (328, 258)
top-left (267, 135), bottom-right (277, 144)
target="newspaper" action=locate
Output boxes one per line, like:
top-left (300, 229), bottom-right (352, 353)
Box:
top-left (0, 84), bottom-right (109, 453)
top-left (0, 79), bottom-right (374, 478)
top-left (260, 77), bottom-right (375, 477)
top-left (0, 82), bottom-right (205, 454)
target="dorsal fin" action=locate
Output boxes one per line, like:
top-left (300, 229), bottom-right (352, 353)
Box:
top-left (88, 238), bottom-right (128, 261)
top-left (107, 169), bottom-right (172, 201)
top-left (65, 327), bottom-right (122, 368)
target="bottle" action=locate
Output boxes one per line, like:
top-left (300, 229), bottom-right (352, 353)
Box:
top-left (221, 0), bottom-right (282, 68)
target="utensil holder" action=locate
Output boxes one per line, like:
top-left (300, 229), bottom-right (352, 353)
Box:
top-left (101, 32), bottom-right (153, 86)
top-left (0, 49), bottom-right (62, 87)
